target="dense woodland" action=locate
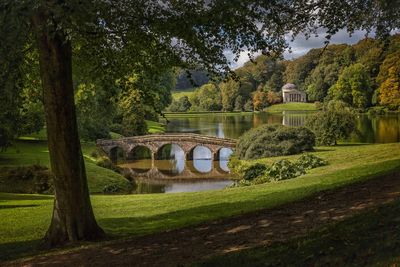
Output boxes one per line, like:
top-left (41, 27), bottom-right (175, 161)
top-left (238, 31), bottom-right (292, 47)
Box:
top-left (169, 35), bottom-right (400, 113)
top-left (2, 35), bottom-right (399, 147)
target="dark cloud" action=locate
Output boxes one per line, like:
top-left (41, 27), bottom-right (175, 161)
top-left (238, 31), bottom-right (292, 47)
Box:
top-left (283, 29), bottom-right (372, 59)
top-left (228, 29), bottom-right (376, 69)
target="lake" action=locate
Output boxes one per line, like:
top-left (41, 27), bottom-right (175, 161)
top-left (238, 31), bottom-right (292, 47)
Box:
top-left (122, 111), bottom-right (400, 194)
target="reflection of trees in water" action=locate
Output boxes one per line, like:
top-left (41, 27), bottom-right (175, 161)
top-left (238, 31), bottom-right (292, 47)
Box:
top-left (132, 180), bottom-right (165, 194)
top-left (155, 159), bottom-right (185, 175)
top-left (129, 146), bottom-right (152, 160)
top-left (376, 115), bottom-right (400, 143)
top-left (352, 115), bottom-right (374, 143)
top-left (166, 112), bottom-right (400, 143)
top-left (156, 144), bottom-right (173, 159)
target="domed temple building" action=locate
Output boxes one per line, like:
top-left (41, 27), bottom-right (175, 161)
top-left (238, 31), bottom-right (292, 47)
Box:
top-left (282, 83), bottom-right (307, 103)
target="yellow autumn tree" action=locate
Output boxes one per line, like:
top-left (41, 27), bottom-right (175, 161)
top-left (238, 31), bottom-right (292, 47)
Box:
top-left (378, 66), bottom-right (400, 110)
top-left (253, 91), bottom-right (268, 111)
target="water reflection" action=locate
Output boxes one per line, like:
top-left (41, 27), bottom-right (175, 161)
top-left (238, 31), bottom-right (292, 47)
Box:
top-left (218, 148), bottom-right (233, 172)
top-left (165, 112), bottom-right (400, 143)
top-left (119, 111), bottom-right (400, 194)
top-left (192, 146), bottom-right (212, 173)
top-left (156, 144), bottom-right (185, 175)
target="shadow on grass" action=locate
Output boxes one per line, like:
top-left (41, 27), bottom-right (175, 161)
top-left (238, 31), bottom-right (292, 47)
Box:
top-left (0, 204), bottom-right (39, 209)
top-left (194, 200), bottom-right (400, 267)
top-left (0, 239), bottom-right (42, 262)
top-left (0, 194), bottom-right (53, 201)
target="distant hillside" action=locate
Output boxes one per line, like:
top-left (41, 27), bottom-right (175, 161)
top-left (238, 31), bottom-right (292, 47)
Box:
top-left (167, 34), bottom-right (400, 112)
top-left (175, 70), bottom-right (209, 90)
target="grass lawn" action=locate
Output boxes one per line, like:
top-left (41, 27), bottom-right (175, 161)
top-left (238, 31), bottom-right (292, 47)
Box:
top-left (0, 141), bottom-right (131, 194)
top-left (266, 102), bottom-right (317, 112)
top-left (195, 199), bottom-right (400, 267)
top-left (172, 88), bottom-right (196, 100)
top-left (145, 120), bottom-right (165, 134)
top-left (0, 142), bottom-right (400, 261)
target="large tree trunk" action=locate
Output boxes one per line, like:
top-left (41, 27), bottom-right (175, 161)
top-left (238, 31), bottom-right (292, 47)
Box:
top-left (32, 11), bottom-right (104, 247)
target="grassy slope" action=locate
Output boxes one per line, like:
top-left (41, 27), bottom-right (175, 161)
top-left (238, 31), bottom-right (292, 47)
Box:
top-left (145, 120), bottom-right (165, 134)
top-left (266, 102), bottom-right (317, 112)
top-left (0, 141), bottom-right (131, 194)
top-left (1, 143), bottom-right (400, 260)
top-left (195, 199), bottom-right (400, 267)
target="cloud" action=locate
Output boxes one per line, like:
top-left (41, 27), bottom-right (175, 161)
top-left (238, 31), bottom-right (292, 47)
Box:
top-left (228, 28), bottom-right (381, 69)
top-left (283, 29), bottom-right (373, 59)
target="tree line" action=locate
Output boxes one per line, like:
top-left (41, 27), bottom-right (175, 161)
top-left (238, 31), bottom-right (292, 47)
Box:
top-left (168, 34), bottom-right (400, 112)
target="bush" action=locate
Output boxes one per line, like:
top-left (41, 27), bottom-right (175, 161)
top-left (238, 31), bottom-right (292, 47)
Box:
top-left (0, 165), bottom-right (53, 194)
top-left (367, 106), bottom-right (388, 115)
top-left (227, 156), bottom-right (251, 176)
top-left (267, 159), bottom-right (306, 181)
top-left (90, 150), bottom-right (99, 158)
top-left (230, 155), bottom-right (327, 187)
top-left (296, 154), bottom-right (327, 170)
top-left (306, 100), bottom-right (356, 146)
top-left (236, 124), bottom-right (315, 160)
top-left (243, 163), bottom-right (268, 181)
top-left (102, 183), bottom-right (124, 193)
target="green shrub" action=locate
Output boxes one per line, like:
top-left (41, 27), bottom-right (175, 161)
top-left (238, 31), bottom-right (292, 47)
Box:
top-left (236, 124), bottom-right (315, 160)
top-left (267, 159), bottom-right (306, 181)
top-left (90, 150), bottom-right (99, 158)
top-left (227, 156), bottom-right (251, 176)
top-left (0, 165), bottom-right (53, 194)
top-left (102, 183), bottom-right (124, 193)
top-left (243, 163), bottom-right (268, 181)
top-left (230, 155), bottom-right (327, 187)
top-left (296, 154), bottom-right (327, 170)
top-left (367, 106), bottom-right (388, 115)
top-left (306, 100), bottom-right (356, 146)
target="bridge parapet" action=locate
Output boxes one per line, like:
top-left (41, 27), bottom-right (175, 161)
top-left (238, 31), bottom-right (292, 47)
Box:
top-left (96, 133), bottom-right (237, 163)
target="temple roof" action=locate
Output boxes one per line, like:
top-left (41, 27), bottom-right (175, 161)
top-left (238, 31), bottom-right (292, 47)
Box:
top-left (282, 83), bottom-right (297, 90)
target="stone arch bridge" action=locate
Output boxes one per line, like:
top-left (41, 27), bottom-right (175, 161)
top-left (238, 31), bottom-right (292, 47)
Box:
top-left (96, 133), bottom-right (237, 163)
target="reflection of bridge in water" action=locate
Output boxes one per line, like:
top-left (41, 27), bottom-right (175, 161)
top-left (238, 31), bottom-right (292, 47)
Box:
top-left (96, 133), bottom-right (237, 179)
top-left (120, 159), bottom-right (234, 180)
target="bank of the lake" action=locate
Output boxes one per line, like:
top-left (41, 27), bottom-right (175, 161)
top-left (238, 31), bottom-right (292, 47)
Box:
top-left (1, 142), bottom-right (400, 260)
top-left (265, 102), bottom-right (318, 112)
top-left (164, 111), bottom-right (253, 118)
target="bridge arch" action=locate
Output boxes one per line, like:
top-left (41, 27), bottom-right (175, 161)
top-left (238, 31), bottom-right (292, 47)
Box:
top-left (155, 143), bottom-right (185, 160)
top-left (186, 144), bottom-right (214, 161)
top-left (185, 158), bottom-right (212, 174)
top-left (109, 146), bottom-right (127, 164)
top-left (186, 145), bottom-right (213, 173)
top-left (215, 147), bottom-right (234, 161)
top-left (127, 145), bottom-right (152, 160)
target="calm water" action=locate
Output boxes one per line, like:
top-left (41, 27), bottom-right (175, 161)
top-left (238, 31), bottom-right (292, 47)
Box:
top-left (165, 111), bottom-right (400, 142)
top-left (121, 111), bottom-right (400, 194)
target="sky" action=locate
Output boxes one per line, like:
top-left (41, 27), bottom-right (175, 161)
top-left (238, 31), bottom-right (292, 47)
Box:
top-left (229, 29), bottom-right (374, 69)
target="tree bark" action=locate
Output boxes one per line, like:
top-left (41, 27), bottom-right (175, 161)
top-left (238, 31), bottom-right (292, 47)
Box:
top-left (32, 11), bottom-right (104, 247)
